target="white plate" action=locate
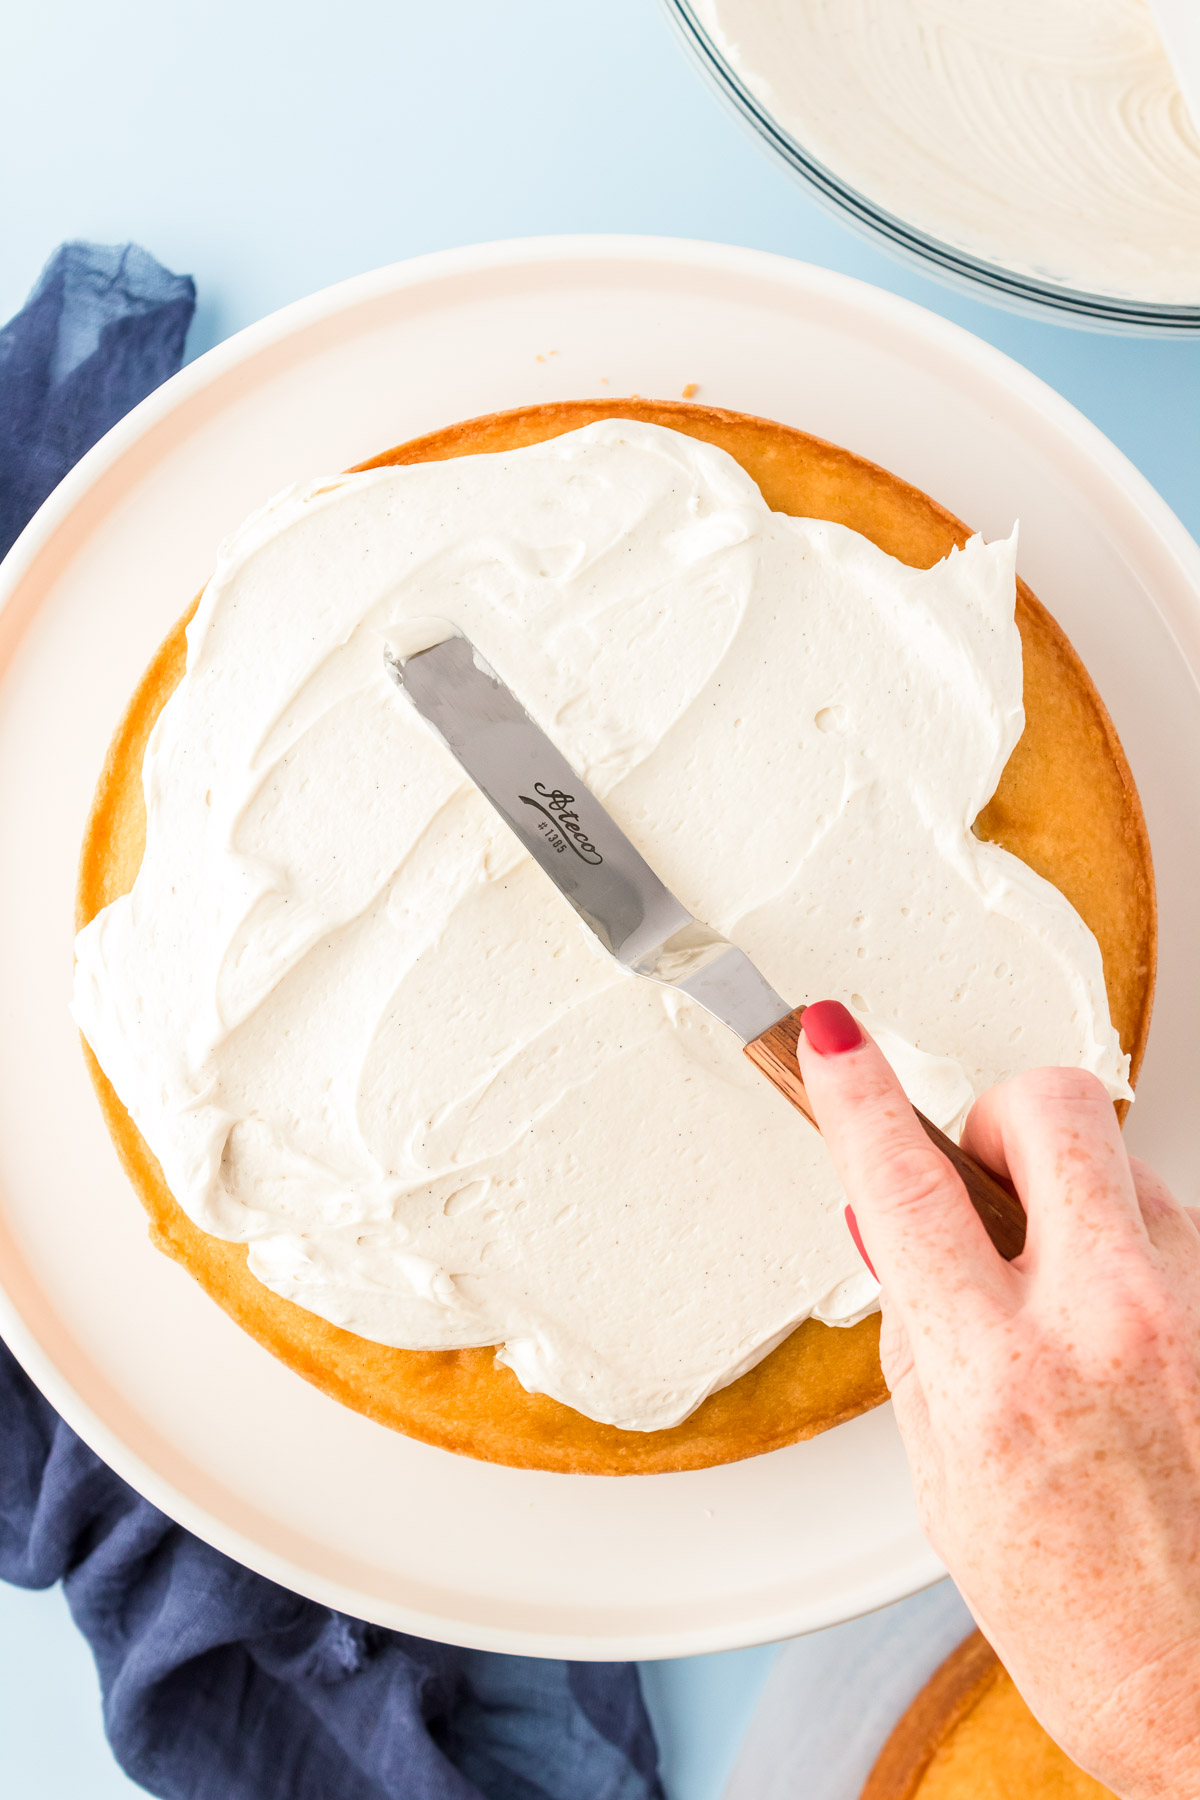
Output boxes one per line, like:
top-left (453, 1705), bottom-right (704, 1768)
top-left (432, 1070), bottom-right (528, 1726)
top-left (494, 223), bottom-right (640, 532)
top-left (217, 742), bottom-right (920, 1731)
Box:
top-left (1, 237), bottom-right (1198, 1660)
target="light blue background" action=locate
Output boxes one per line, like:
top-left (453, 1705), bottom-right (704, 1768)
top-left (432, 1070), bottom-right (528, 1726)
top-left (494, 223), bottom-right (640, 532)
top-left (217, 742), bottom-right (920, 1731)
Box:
top-left (2, 3), bottom-right (1198, 1797)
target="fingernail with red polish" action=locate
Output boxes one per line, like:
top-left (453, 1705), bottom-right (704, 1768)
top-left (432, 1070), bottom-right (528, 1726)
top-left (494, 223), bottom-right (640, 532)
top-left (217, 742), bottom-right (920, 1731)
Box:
top-left (801, 1000), bottom-right (863, 1055)
top-left (844, 1206), bottom-right (877, 1279)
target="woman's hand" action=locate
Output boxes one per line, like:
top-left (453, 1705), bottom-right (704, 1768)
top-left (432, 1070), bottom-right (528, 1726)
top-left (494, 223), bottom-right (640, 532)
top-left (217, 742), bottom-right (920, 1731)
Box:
top-left (797, 1000), bottom-right (1200, 1800)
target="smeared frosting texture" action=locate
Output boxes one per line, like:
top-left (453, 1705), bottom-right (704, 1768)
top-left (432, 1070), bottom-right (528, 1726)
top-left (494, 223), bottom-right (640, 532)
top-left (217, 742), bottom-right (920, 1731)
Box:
top-left (73, 422), bottom-right (1130, 1430)
top-left (695, 0), bottom-right (1200, 304)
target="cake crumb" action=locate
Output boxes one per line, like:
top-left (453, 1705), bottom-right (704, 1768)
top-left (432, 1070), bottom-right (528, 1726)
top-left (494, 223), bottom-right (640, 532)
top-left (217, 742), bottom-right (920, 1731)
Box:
top-left (681, 382), bottom-right (699, 399)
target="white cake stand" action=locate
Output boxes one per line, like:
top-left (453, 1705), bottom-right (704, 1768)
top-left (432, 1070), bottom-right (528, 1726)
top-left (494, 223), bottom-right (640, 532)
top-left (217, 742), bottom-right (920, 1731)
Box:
top-left (0, 237), bottom-right (1197, 1657)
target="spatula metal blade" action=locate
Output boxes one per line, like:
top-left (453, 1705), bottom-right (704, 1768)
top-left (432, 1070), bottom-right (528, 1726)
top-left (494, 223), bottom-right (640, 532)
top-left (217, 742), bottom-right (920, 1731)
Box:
top-left (384, 634), bottom-right (790, 1044)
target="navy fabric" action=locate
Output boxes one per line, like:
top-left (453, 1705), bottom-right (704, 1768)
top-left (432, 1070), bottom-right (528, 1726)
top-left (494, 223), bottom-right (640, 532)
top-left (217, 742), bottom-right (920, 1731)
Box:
top-left (0, 244), bottom-right (664, 1800)
top-left (0, 242), bottom-right (195, 560)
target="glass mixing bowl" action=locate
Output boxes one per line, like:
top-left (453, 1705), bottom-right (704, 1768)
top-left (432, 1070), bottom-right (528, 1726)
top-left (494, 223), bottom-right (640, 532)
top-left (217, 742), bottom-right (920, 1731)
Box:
top-left (664, 0), bottom-right (1200, 337)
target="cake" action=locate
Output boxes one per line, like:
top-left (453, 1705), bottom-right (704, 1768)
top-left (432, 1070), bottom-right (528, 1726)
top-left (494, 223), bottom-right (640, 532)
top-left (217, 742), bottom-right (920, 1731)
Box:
top-left (861, 1631), bottom-right (1115, 1798)
top-left (73, 399), bottom-right (1155, 1474)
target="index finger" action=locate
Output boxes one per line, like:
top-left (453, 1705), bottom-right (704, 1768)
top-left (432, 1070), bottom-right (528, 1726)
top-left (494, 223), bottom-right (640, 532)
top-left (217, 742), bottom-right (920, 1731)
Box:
top-left (796, 1002), bottom-right (1015, 1327)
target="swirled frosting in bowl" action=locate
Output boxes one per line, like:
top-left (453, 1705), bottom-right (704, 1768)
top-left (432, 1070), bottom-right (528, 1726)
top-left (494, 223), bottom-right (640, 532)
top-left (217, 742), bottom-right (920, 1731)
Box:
top-left (73, 422), bottom-right (1130, 1432)
top-left (694, 0), bottom-right (1200, 305)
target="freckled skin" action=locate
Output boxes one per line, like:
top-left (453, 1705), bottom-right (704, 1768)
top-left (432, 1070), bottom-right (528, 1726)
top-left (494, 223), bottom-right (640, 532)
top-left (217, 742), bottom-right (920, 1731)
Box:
top-left (798, 1029), bottom-right (1200, 1800)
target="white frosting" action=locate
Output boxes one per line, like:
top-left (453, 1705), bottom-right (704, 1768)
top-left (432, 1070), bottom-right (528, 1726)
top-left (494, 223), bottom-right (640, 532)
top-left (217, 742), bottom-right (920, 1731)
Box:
top-left (695, 0), bottom-right (1200, 305)
top-left (73, 422), bottom-right (1131, 1432)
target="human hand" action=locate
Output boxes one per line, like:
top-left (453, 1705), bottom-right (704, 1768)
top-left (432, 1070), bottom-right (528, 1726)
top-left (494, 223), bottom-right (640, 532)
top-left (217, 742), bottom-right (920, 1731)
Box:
top-left (796, 1000), bottom-right (1200, 1800)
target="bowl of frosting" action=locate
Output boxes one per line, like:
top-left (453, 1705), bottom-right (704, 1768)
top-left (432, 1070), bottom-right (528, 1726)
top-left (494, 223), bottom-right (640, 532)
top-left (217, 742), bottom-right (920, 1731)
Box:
top-left (665, 0), bottom-right (1200, 333)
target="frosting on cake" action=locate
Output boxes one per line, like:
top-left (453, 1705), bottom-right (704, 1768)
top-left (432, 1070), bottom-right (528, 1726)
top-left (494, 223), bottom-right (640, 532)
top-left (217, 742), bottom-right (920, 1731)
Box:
top-left (73, 421), bottom-right (1130, 1431)
top-left (694, 0), bottom-right (1200, 305)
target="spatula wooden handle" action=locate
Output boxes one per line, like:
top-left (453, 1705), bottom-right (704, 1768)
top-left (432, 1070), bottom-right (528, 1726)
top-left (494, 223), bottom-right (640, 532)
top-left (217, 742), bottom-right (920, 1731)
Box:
top-left (744, 1005), bottom-right (1027, 1263)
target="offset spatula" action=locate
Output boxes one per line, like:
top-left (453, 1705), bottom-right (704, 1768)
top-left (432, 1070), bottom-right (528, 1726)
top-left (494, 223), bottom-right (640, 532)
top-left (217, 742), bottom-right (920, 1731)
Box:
top-left (384, 635), bottom-right (1026, 1261)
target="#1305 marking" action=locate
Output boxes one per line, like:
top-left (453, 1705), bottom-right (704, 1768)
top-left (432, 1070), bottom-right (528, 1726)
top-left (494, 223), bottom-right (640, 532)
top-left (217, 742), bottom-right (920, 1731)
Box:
top-left (518, 784), bottom-right (604, 865)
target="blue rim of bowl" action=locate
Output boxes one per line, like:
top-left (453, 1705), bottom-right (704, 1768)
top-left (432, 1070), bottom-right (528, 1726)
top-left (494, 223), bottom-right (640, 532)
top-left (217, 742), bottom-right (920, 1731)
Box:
top-left (664, 0), bottom-right (1200, 338)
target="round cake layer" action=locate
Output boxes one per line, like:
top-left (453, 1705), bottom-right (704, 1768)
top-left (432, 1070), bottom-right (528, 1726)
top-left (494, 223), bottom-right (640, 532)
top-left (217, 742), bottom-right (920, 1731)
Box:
top-left (861, 1630), bottom-right (1115, 1797)
top-left (75, 398), bottom-right (1155, 1474)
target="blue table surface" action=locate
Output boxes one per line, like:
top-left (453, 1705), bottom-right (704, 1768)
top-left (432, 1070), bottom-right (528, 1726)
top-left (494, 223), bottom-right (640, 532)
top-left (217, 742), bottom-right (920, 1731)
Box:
top-left (2, 3), bottom-right (1198, 1796)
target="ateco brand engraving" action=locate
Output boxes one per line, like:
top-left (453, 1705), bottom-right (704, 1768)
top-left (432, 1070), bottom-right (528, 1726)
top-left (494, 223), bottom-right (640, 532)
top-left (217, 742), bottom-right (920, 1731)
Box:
top-left (519, 783), bottom-right (603, 865)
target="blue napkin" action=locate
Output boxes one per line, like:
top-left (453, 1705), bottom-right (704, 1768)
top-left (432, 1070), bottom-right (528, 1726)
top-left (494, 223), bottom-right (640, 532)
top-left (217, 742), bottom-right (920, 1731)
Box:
top-left (0, 243), bottom-right (195, 560)
top-left (0, 244), bottom-right (664, 1800)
